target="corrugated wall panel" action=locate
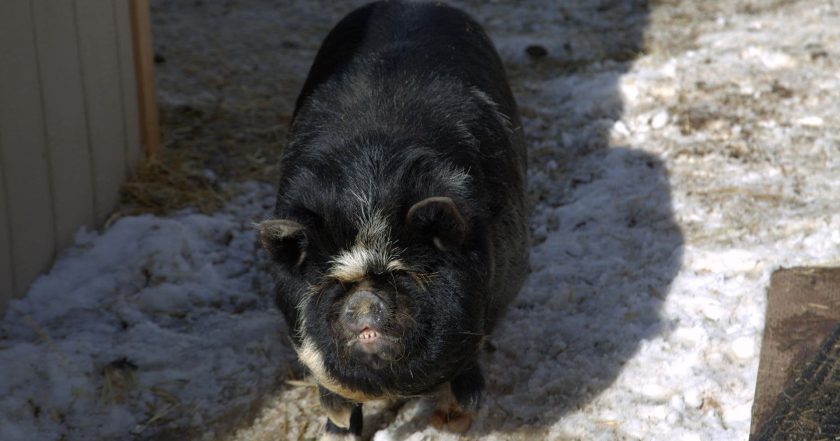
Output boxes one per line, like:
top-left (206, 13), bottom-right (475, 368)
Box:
top-left (32, 0), bottom-right (97, 251)
top-left (75, 0), bottom-right (127, 225)
top-left (115, 0), bottom-right (143, 171)
top-left (0, 0), bottom-right (57, 300)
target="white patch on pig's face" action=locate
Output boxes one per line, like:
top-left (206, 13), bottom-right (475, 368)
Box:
top-left (328, 193), bottom-right (402, 282)
top-left (326, 163), bottom-right (469, 283)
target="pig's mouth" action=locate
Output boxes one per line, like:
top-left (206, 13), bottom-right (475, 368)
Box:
top-left (345, 326), bottom-right (401, 362)
top-left (358, 327), bottom-right (381, 342)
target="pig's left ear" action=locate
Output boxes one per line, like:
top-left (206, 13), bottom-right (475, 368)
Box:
top-left (257, 219), bottom-right (308, 267)
top-left (406, 197), bottom-right (466, 251)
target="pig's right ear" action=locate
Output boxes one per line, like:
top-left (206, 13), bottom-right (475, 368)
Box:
top-left (257, 219), bottom-right (308, 268)
top-left (406, 197), bottom-right (467, 251)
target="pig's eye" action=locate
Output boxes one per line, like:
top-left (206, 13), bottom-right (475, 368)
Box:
top-left (405, 196), bottom-right (466, 252)
top-left (256, 219), bottom-right (308, 268)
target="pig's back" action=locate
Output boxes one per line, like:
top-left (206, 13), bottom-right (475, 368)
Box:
top-left (287, 0), bottom-right (529, 334)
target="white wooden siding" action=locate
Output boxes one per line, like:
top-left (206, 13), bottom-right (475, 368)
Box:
top-left (0, 0), bottom-right (148, 312)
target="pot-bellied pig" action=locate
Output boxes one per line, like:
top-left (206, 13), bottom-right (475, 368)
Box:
top-left (258, 1), bottom-right (529, 438)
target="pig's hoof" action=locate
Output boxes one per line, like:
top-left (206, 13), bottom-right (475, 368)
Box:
top-left (320, 433), bottom-right (361, 441)
top-left (429, 407), bottom-right (474, 434)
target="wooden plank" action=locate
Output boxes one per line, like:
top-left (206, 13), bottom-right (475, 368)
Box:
top-left (130, 0), bottom-right (161, 159)
top-left (0, 0), bottom-right (57, 299)
top-left (115, 0), bottom-right (143, 171)
top-left (756, 326), bottom-right (840, 439)
top-left (32, 0), bottom-right (96, 251)
top-left (75, 0), bottom-right (127, 224)
top-left (751, 267), bottom-right (840, 438)
top-left (0, 152), bottom-right (15, 311)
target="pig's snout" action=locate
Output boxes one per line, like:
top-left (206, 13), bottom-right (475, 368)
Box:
top-left (341, 291), bottom-right (388, 334)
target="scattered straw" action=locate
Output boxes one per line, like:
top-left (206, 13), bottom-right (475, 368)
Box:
top-left (120, 151), bottom-right (228, 216)
top-left (119, 99), bottom-right (290, 217)
top-left (142, 403), bottom-right (180, 429)
top-left (23, 315), bottom-right (66, 362)
top-left (99, 360), bottom-right (138, 404)
top-left (286, 379), bottom-right (317, 388)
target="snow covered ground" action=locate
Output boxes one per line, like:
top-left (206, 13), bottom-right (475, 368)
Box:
top-left (2, 1), bottom-right (840, 440)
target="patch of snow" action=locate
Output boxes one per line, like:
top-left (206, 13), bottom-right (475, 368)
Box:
top-left (0, 182), bottom-right (293, 440)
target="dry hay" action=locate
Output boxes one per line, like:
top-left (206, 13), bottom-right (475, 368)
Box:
top-left (119, 101), bottom-right (291, 217)
top-left (120, 151), bottom-right (227, 216)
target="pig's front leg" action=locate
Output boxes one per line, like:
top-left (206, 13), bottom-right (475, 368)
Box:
top-left (430, 362), bottom-right (484, 433)
top-left (319, 386), bottom-right (362, 440)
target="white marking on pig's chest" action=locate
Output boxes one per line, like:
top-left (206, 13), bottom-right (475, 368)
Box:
top-left (296, 337), bottom-right (382, 402)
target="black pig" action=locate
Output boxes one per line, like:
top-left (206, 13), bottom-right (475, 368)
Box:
top-left (258, 1), bottom-right (528, 438)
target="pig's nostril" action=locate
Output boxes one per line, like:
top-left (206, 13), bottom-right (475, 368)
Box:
top-left (342, 308), bottom-right (355, 325)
